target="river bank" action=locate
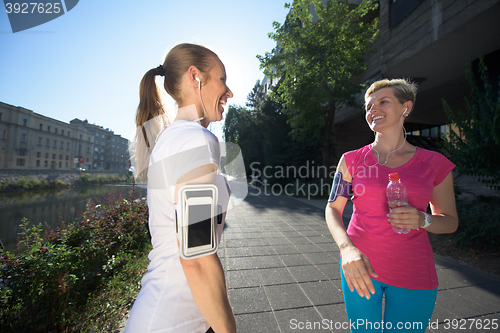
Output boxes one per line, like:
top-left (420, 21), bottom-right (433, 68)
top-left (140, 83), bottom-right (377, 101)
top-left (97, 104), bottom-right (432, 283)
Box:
top-left (0, 169), bottom-right (133, 191)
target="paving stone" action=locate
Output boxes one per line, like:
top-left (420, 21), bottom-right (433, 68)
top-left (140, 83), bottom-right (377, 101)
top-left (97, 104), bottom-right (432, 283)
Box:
top-left (228, 286), bottom-right (271, 315)
top-left (235, 312), bottom-right (281, 333)
top-left (288, 265), bottom-right (329, 283)
top-left (258, 267), bottom-right (296, 286)
top-left (226, 269), bottom-right (262, 289)
top-left (300, 281), bottom-right (344, 306)
top-left (264, 284), bottom-right (312, 311)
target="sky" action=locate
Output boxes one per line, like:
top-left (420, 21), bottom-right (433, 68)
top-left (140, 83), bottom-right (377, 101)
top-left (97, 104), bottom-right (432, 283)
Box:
top-left (0, 0), bottom-right (290, 141)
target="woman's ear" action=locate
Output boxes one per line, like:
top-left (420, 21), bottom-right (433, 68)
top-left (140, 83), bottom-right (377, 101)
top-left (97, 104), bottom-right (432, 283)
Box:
top-left (187, 66), bottom-right (201, 88)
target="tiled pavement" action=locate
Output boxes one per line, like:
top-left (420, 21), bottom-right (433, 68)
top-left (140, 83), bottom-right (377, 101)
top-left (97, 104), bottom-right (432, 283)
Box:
top-left (219, 188), bottom-right (500, 332)
top-left (120, 187), bottom-right (500, 332)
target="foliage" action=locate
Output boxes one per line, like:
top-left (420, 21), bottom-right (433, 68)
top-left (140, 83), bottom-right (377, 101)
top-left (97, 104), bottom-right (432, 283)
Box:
top-left (0, 190), bottom-right (150, 332)
top-left (258, 0), bottom-right (379, 165)
top-left (0, 177), bottom-right (70, 191)
top-left (223, 86), bottom-right (320, 185)
top-left (451, 196), bottom-right (500, 251)
top-left (441, 58), bottom-right (500, 190)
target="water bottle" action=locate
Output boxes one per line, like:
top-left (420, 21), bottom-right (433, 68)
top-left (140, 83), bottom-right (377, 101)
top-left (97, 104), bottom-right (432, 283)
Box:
top-left (386, 172), bottom-right (410, 234)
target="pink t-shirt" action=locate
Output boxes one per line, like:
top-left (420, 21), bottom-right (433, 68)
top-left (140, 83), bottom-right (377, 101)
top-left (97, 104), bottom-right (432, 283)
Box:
top-left (343, 145), bottom-right (455, 289)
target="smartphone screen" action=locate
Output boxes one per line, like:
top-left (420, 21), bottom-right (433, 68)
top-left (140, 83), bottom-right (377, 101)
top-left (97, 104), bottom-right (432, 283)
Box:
top-left (187, 204), bottom-right (212, 248)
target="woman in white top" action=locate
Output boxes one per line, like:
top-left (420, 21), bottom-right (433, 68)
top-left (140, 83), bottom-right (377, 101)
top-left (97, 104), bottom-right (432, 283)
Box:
top-left (125, 43), bottom-right (235, 333)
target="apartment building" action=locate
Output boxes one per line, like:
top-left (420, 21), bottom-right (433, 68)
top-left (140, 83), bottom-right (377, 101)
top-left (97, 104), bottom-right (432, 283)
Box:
top-left (70, 119), bottom-right (130, 171)
top-left (0, 102), bottom-right (129, 171)
top-left (0, 102), bottom-right (94, 170)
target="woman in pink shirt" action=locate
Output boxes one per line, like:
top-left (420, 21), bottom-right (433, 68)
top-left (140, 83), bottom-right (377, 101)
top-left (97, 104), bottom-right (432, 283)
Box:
top-left (325, 79), bottom-right (459, 332)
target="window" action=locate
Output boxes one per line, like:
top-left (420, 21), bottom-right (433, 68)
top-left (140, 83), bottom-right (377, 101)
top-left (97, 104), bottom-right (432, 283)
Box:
top-left (44, 160), bottom-right (48, 167)
top-left (19, 150), bottom-right (26, 156)
top-left (59, 155), bottom-right (63, 160)
top-left (37, 137), bottom-right (42, 145)
top-left (60, 142), bottom-right (63, 149)
top-left (61, 130), bottom-right (64, 136)
top-left (67, 131), bottom-right (71, 137)
top-left (79, 134), bottom-right (83, 140)
top-left (17, 158), bottom-right (25, 166)
top-left (46, 139), bottom-right (49, 147)
top-left (66, 143), bottom-right (70, 150)
top-left (53, 140), bottom-right (57, 148)
top-left (88, 137), bottom-right (91, 142)
top-left (47, 125), bottom-right (51, 132)
top-left (21, 134), bottom-right (26, 143)
top-left (23, 118), bottom-right (27, 126)
top-left (52, 154), bottom-right (56, 159)
top-left (94, 155), bottom-right (98, 159)
top-left (36, 160), bottom-right (40, 167)
top-left (45, 153), bottom-right (49, 158)
top-left (39, 123), bottom-right (43, 130)
top-left (65, 162), bottom-right (68, 168)
top-left (59, 162), bottom-right (62, 168)
top-left (55, 128), bottom-right (58, 134)
top-left (390, 0), bottom-right (424, 27)
top-left (3, 130), bottom-right (6, 140)
top-left (86, 158), bottom-right (89, 162)
top-left (87, 147), bottom-right (90, 153)
top-left (0, 113), bottom-right (2, 121)
top-left (66, 155), bottom-right (69, 160)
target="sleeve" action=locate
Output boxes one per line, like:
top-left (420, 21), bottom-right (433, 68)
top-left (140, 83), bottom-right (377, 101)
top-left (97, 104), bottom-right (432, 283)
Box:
top-left (147, 125), bottom-right (219, 191)
top-left (432, 152), bottom-right (456, 186)
top-left (171, 128), bottom-right (219, 184)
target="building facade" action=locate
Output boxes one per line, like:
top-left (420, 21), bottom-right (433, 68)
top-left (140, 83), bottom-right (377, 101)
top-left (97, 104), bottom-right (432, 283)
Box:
top-left (262, 0), bottom-right (500, 163)
top-left (0, 102), bottom-right (129, 171)
top-left (333, 0), bottom-right (500, 156)
top-left (70, 119), bottom-right (130, 171)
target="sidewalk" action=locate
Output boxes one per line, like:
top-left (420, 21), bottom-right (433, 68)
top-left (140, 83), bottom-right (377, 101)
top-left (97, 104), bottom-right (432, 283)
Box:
top-left (119, 188), bottom-right (500, 332)
top-left (221, 188), bottom-right (500, 332)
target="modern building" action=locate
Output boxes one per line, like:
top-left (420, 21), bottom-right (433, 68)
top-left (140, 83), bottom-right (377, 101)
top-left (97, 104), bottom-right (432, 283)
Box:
top-left (70, 119), bottom-right (130, 171)
top-left (333, 0), bottom-right (500, 156)
top-left (262, 0), bottom-right (500, 163)
top-left (0, 101), bottom-right (129, 171)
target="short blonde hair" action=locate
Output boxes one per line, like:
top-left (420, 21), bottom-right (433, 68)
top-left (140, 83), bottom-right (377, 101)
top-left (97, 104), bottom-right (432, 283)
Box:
top-left (365, 79), bottom-right (417, 111)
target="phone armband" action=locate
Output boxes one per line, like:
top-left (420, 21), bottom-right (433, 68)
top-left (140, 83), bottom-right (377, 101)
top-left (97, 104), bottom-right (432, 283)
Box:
top-left (328, 172), bottom-right (352, 202)
top-left (175, 184), bottom-right (219, 260)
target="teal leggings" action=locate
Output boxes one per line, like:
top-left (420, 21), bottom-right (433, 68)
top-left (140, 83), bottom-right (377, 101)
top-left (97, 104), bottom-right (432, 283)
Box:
top-left (340, 260), bottom-right (437, 332)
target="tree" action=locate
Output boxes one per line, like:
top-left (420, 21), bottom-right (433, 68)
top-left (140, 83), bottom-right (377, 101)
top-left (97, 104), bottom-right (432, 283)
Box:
top-left (223, 105), bottom-right (264, 178)
top-left (246, 80), bottom-right (267, 114)
top-left (257, 0), bottom-right (379, 166)
top-left (441, 58), bottom-right (500, 190)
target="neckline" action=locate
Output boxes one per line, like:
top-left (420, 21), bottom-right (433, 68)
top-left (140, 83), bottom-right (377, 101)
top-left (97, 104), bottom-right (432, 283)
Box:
top-left (367, 145), bottom-right (419, 170)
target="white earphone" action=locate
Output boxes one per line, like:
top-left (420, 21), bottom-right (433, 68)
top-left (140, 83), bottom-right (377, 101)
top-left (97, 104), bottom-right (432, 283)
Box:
top-left (195, 77), bottom-right (200, 89)
top-left (403, 107), bottom-right (408, 116)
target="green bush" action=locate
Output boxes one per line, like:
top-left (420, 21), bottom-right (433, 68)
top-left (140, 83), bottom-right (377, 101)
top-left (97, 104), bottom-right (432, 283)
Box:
top-left (0, 190), bottom-right (150, 332)
top-left (452, 197), bottom-right (500, 251)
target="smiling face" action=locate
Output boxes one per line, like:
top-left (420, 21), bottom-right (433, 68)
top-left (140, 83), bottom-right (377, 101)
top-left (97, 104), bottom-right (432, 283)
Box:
top-left (200, 58), bottom-right (233, 125)
top-left (365, 87), bottom-right (408, 132)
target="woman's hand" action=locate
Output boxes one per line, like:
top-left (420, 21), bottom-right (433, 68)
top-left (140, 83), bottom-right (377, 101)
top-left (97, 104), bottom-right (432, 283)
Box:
top-left (341, 245), bottom-right (378, 300)
top-left (387, 205), bottom-right (423, 230)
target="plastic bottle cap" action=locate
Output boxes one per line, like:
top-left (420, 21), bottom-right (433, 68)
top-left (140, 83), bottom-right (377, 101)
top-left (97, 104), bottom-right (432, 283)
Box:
top-left (388, 172), bottom-right (400, 182)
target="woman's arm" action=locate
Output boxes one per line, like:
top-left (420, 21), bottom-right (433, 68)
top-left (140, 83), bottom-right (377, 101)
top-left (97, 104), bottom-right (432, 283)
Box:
top-left (176, 164), bottom-right (236, 333)
top-left (388, 172), bottom-right (459, 234)
top-left (325, 156), bottom-right (378, 300)
top-left (180, 254), bottom-right (236, 333)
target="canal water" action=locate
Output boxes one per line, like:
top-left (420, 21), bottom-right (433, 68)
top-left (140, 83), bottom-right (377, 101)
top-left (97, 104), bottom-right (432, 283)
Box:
top-left (0, 184), bottom-right (147, 252)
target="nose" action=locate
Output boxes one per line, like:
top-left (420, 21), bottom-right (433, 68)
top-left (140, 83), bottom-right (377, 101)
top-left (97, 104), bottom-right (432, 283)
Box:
top-left (226, 86), bottom-right (233, 99)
